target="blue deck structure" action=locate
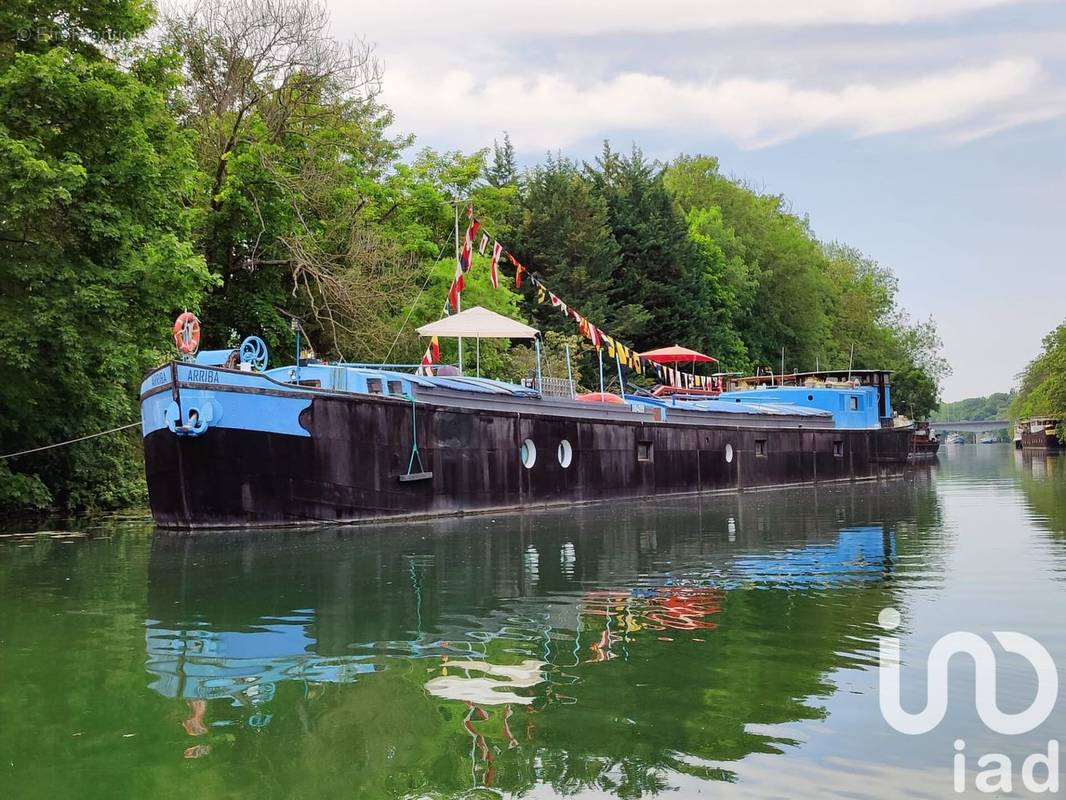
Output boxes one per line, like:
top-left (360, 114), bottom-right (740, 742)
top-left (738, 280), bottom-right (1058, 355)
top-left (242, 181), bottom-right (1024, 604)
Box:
top-left (716, 385), bottom-right (885, 429)
top-left (712, 370), bottom-right (895, 430)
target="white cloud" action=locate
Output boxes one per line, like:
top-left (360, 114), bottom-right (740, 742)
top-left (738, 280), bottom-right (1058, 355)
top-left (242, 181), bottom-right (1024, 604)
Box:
top-left (340, 0), bottom-right (1026, 40)
top-left (383, 59), bottom-right (1048, 150)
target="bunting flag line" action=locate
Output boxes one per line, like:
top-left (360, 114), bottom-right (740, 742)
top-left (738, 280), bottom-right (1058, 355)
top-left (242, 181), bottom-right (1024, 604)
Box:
top-left (459, 209), bottom-right (715, 389)
top-left (490, 241), bottom-right (502, 289)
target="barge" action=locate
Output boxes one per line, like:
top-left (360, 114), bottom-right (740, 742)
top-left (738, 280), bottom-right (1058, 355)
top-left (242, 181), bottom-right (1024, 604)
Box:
top-left (1017, 418), bottom-right (1064, 450)
top-left (908, 422), bottom-right (941, 460)
top-left (140, 321), bottom-right (911, 528)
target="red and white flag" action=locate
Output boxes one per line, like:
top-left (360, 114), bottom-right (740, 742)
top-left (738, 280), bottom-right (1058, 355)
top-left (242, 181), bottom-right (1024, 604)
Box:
top-left (448, 261), bottom-right (464, 311)
top-left (508, 253), bottom-right (526, 287)
top-left (490, 241), bottom-right (503, 288)
top-left (479, 232), bottom-right (489, 255)
top-left (459, 209), bottom-right (480, 273)
top-left (588, 322), bottom-right (602, 348)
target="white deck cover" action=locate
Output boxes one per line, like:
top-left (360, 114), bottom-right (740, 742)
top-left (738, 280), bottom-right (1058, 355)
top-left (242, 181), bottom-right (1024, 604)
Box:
top-left (416, 306), bottom-right (538, 339)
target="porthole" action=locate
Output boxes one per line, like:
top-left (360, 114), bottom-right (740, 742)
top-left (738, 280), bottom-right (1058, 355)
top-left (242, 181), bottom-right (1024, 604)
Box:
top-left (557, 439), bottom-right (573, 468)
top-left (521, 439), bottom-right (537, 469)
top-left (725, 443), bottom-right (734, 463)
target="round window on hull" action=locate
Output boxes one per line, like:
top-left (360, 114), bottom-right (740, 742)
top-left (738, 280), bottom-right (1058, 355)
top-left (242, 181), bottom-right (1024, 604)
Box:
top-left (725, 443), bottom-right (734, 463)
top-left (558, 439), bottom-right (573, 468)
top-left (521, 439), bottom-right (537, 469)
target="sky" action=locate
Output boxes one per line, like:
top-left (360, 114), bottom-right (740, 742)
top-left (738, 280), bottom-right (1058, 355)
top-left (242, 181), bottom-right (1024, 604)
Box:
top-left (326, 0), bottom-right (1066, 400)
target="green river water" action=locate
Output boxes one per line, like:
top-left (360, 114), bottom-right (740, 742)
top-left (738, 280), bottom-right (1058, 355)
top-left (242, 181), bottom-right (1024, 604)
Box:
top-left (2, 443), bottom-right (1065, 798)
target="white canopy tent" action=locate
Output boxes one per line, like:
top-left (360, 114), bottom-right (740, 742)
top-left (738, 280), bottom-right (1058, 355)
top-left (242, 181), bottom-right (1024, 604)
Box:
top-left (417, 306), bottom-right (539, 378)
top-left (416, 306), bottom-right (538, 339)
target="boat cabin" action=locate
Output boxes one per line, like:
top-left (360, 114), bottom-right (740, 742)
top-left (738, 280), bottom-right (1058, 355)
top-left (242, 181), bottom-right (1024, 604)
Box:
top-left (716, 370), bottom-right (894, 430)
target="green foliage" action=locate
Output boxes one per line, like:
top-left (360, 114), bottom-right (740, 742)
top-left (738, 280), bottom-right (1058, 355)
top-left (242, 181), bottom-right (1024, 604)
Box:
top-left (933, 392), bottom-right (1014, 422)
top-left (891, 367), bottom-right (939, 421)
top-left (588, 145), bottom-right (730, 355)
top-left (663, 155), bottom-right (831, 370)
top-left (660, 154), bottom-right (946, 416)
top-left (1011, 322), bottom-right (1066, 440)
top-left (0, 4), bottom-right (214, 510)
top-left (511, 155), bottom-right (624, 338)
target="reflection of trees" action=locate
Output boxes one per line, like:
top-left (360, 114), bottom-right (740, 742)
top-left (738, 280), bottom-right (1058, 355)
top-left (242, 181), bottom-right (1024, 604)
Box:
top-left (139, 478), bottom-right (942, 797)
top-left (1015, 453), bottom-right (1066, 540)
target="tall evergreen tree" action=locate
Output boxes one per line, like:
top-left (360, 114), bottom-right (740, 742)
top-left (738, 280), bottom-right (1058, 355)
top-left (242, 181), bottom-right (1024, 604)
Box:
top-left (511, 155), bottom-right (625, 337)
top-left (486, 132), bottom-right (518, 188)
top-left (586, 144), bottom-right (719, 353)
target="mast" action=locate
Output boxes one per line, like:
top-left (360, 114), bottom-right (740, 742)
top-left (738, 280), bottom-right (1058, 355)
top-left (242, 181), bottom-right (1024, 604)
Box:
top-left (454, 198), bottom-right (463, 374)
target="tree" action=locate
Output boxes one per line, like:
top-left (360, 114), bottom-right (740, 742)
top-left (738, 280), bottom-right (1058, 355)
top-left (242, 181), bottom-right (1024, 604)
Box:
top-left (0, 1), bottom-right (214, 509)
top-left (586, 145), bottom-right (721, 353)
top-left (486, 132), bottom-right (518, 188)
top-left (163, 0), bottom-right (419, 359)
top-left (891, 367), bottom-right (939, 421)
top-left (663, 154), bottom-right (831, 370)
top-left (1011, 322), bottom-right (1066, 440)
top-left (933, 392), bottom-right (1014, 422)
top-left (510, 155), bottom-right (623, 338)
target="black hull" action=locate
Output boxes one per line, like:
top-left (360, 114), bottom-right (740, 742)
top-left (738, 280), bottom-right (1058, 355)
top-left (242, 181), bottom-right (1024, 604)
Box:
top-left (145, 391), bottom-right (912, 529)
top-left (1021, 430), bottom-right (1065, 450)
top-left (908, 438), bottom-right (940, 460)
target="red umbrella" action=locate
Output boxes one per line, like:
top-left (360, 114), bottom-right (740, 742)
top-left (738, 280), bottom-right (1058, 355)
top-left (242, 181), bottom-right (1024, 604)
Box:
top-left (639, 345), bottom-right (717, 364)
top-left (639, 345), bottom-right (718, 391)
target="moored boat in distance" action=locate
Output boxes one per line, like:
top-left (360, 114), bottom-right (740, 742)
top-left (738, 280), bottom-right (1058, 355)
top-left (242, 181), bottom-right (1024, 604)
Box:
top-left (141, 317), bottom-right (912, 528)
top-left (1017, 418), bottom-right (1064, 450)
top-left (907, 421), bottom-right (941, 460)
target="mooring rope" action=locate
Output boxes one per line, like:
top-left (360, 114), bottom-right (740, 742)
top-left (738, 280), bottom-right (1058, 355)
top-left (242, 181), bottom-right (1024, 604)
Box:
top-left (0, 421), bottom-right (141, 460)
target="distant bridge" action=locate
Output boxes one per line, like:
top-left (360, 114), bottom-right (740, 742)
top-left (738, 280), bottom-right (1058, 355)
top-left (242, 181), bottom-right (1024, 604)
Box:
top-left (930, 420), bottom-right (1009, 433)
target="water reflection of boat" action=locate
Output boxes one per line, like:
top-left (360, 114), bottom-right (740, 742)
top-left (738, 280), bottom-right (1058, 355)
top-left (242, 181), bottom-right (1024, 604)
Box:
top-left (143, 482), bottom-right (932, 795)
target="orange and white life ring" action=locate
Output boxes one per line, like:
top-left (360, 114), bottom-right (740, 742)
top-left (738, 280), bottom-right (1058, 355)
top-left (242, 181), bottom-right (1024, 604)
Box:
top-left (173, 312), bottom-right (201, 355)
